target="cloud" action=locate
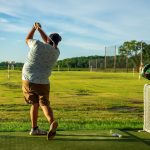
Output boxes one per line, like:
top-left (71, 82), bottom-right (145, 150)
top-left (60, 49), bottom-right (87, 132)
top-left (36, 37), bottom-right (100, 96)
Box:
top-left (0, 0), bottom-right (150, 61)
top-left (64, 38), bottom-right (104, 51)
top-left (0, 37), bottom-right (6, 40)
top-left (29, 0), bottom-right (150, 41)
top-left (1, 0), bottom-right (150, 40)
top-left (0, 0), bottom-right (23, 17)
top-left (0, 18), bottom-right (9, 23)
top-left (44, 20), bottom-right (121, 44)
top-left (0, 21), bottom-right (29, 33)
top-left (0, 16), bottom-right (30, 34)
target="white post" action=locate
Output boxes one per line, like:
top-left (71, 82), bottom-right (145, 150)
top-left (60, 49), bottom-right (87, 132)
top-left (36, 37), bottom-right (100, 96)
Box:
top-left (11, 64), bottom-right (14, 70)
top-left (8, 62), bottom-right (10, 79)
top-left (89, 60), bottom-right (91, 72)
top-left (141, 41), bottom-right (143, 66)
top-left (11, 61), bottom-right (15, 70)
top-left (58, 65), bottom-right (60, 72)
top-left (90, 65), bottom-right (93, 72)
top-left (105, 46), bottom-right (107, 69)
top-left (126, 46), bottom-right (128, 72)
top-left (139, 64), bottom-right (143, 80)
top-left (114, 45), bottom-right (116, 72)
top-left (133, 68), bottom-right (135, 77)
top-left (96, 59), bottom-right (97, 71)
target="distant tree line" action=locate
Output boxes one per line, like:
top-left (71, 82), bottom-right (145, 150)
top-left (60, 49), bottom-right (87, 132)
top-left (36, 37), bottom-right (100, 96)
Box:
top-left (0, 40), bottom-right (150, 71)
top-left (56, 56), bottom-right (102, 68)
top-left (56, 55), bottom-right (134, 69)
top-left (0, 62), bottom-right (23, 70)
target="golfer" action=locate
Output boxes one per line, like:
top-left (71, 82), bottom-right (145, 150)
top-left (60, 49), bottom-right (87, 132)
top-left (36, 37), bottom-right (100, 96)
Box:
top-left (22, 23), bottom-right (61, 140)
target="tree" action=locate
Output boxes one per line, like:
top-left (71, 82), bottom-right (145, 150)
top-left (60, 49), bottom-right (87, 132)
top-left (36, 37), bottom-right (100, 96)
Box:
top-left (118, 40), bottom-right (149, 70)
top-left (142, 43), bottom-right (150, 64)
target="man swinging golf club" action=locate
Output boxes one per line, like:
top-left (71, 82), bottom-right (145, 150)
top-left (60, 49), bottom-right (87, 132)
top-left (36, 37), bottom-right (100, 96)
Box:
top-left (22, 22), bottom-right (62, 140)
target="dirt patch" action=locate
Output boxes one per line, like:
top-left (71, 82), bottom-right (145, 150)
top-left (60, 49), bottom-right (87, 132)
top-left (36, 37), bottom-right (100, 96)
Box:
top-left (107, 106), bottom-right (140, 112)
top-left (75, 89), bottom-right (93, 96)
top-left (0, 82), bottom-right (21, 89)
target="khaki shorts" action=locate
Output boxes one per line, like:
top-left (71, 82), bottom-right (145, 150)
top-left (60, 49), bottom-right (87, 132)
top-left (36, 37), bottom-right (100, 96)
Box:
top-left (22, 80), bottom-right (50, 106)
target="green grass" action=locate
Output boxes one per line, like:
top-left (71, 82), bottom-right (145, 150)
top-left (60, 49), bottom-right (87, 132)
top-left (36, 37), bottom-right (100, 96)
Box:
top-left (0, 130), bottom-right (150, 150)
top-left (0, 70), bottom-right (149, 131)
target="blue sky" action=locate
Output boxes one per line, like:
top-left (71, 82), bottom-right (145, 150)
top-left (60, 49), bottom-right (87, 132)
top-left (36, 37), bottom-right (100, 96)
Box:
top-left (0, 0), bottom-right (150, 62)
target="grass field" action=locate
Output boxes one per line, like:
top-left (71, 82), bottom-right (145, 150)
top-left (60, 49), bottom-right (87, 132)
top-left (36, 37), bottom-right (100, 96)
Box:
top-left (0, 130), bottom-right (150, 150)
top-left (0, 70), bottom-right (149, 131)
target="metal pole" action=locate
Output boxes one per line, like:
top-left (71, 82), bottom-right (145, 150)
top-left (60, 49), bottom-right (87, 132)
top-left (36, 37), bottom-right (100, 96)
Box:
top-left (96, 59), bottom-right (97, 71)
top-left (133, 68), bottom-right (135, 77)
top-left (114, 45), bottom-right (116, 72)
top-left (126, 47), bottom-right (128, 72)
top-left (89, 60), bottom-right (90, 72)
top-left (58, 65), bottom-right (60, 71)
top-left (8, 62), bottom-right (10, 79)
top-left (90, 65), bottom-right (92, 72)
top-left (141, 41), bottom-right (143, 65)
top-left (105, 46), bottom-right (107, 70)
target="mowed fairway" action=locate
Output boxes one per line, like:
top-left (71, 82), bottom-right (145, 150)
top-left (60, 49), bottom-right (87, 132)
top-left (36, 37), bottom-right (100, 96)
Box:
top-left (1, 70), bottom-right (150, 149)
top-left (0, 130), bottom-right (150, 150)
top-left (0, 70), bottom-right (149, 131)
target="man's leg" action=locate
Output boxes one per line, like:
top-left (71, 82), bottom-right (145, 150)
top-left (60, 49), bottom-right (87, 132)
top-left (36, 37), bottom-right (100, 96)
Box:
top-left (22, 81), bottom-right (47, 135)
top-left (29, 103), bottom-right (47, 135)
top-left (41, 105), bottom-right (58, 140)
top-left (30, 103), bottom-right (39, 128)
top-left (40, 105), bottom-right (54, 124)
top-left (39, 84), bottom-right (58, 139)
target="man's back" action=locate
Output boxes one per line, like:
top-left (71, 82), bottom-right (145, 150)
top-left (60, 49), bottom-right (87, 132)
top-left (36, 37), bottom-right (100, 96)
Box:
top-left (22, 39), bottom-right (60, 84)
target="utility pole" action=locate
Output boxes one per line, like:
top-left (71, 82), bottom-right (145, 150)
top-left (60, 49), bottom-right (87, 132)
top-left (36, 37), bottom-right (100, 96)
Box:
top-left (126, 46), bottom-right (128, 72)
top-left (7, 61), bottom-right (10, 79)
top-left (104, 46), bottom-right (107, 70)
top-left (96, 59), bottom-right (97, 71)
top-left (140, 41), bottom-right (143, 65)
top-left (114, 45), bottom-right (116, 72)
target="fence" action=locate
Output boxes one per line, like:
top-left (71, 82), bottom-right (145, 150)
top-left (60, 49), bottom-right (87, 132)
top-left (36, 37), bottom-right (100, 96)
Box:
top-left (88, 40), bottom-right (150, 72)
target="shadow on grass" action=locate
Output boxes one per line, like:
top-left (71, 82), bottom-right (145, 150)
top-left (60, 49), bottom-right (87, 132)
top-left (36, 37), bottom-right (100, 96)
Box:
top-left (0, 134), bottom-right (135, 142)
top-left (2, 133), bottom-right (147, 150)
top-left (121, 130), bottom-right (150, 146)
top-left (1, 130), bottom-right (150, 144)
top-left (55, 138), bottom-right (138, 142)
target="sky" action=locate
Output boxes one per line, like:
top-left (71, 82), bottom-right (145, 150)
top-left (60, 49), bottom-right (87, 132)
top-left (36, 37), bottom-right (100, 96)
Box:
top-left (0, 0), bottom-right (150, 62)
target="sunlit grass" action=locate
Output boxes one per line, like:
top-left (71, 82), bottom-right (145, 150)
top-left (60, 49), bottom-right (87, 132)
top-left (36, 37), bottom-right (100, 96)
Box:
top-left (0, 70), bottom-right (149, 131)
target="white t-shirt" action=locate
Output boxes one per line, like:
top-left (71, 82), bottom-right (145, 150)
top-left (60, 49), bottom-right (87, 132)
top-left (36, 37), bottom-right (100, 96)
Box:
top-left (22, 39), bottom-right (60, 84)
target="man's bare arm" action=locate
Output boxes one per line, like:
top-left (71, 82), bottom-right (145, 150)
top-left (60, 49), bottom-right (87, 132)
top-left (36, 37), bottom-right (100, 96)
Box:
top-left (37, 28), bottom-right (49, 43)
top-left (26, 26), bottom-right (36, 44)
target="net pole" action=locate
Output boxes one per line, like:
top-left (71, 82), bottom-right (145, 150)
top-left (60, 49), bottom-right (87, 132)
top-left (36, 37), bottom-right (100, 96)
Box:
top-left (140, 41), bottom-right (143, 65)
top-left (133, 67), bottom-right (135, 77)
top-left (8, 62), bottom-right (10, 79)
top-left (139, 41), bottom-right (143, 79)
top-left (104, 46), bottom-right (107, 70)
top-left (58, 65), bottom-right (60, 71)
top-left (126, 47), bottom-right (128, 72)
top-left (114, 45), bottom-right (116, 72)
top-left (96, 59), bottom-right (97, 71)
top-left (90, 65), bottom-right (92, 72)
top-left (89, 60), bottom-right (90, 72)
